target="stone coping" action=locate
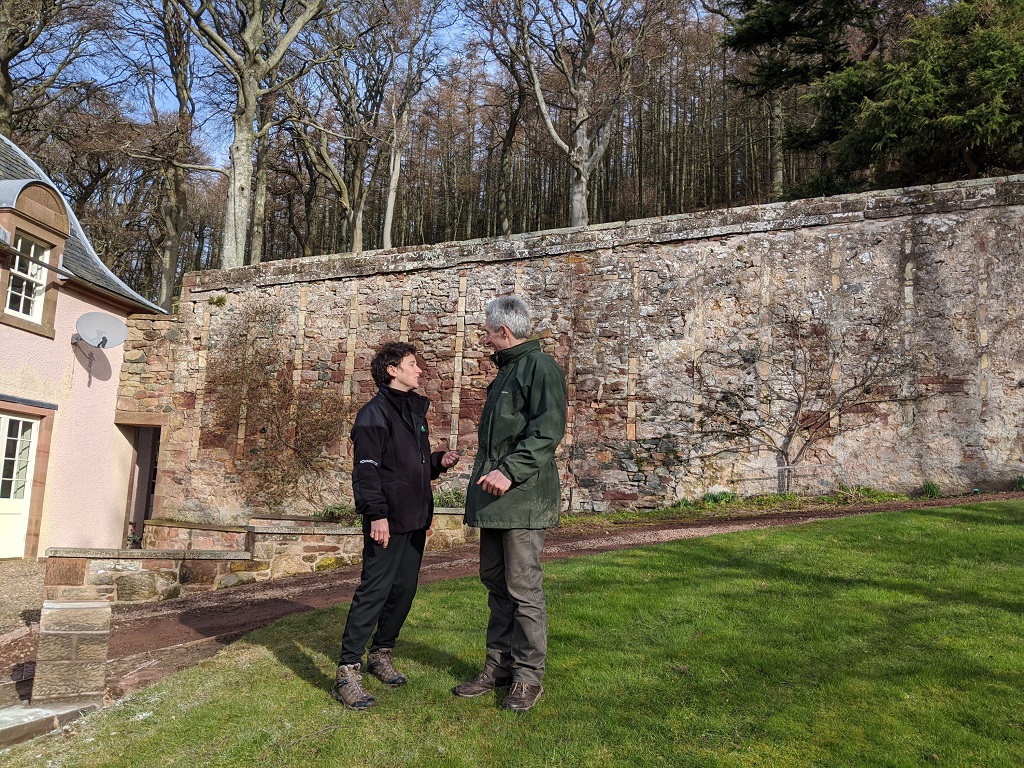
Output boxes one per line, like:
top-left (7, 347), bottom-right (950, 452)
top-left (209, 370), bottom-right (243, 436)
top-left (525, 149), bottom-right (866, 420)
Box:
top-left (45, 548), bottom-right (252, 561)
top-left (41, 601), bottom-right (110, 609)
top-left (434, 507), bottom-right (465, 515)
top-left (184, 173), bottom-right (1024, 293)
top-left (144, 519), bottom-right (248, 533)
top-left (249, 513), bottom-right (327, 523)
top-left (248, 524), bottom-right (361, 535)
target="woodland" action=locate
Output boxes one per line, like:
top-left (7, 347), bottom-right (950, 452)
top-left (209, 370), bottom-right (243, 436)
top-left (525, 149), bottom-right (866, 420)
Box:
top-left (2, 0), bottom-right (1022, 308)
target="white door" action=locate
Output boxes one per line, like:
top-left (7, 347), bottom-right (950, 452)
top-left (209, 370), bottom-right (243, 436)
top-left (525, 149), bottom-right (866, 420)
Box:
top-left (0, 413), bottom-right (38, 559)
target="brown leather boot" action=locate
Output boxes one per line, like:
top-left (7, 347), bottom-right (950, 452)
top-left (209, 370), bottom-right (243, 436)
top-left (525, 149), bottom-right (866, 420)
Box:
top-left (367, 649), bottom-right (407, 687)
top-left (501, 681), bottom-right (543, 711)
top-left (452, 669), bottom-right (513, 698)
top-left (331, 663), bottom-right (376, 710)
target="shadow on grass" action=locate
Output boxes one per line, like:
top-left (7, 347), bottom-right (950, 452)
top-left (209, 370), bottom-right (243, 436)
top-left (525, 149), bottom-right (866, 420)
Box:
top-left (915, 504), bottom-right (1024, 526)
top-left (237, 607), bottom-right (482, 699)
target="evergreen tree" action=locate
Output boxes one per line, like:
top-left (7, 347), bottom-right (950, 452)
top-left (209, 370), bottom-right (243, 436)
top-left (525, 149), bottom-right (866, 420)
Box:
top-left (721, 0), bottom-right (869, 96)
top-left (810, 0), bottom-right (1024, 188)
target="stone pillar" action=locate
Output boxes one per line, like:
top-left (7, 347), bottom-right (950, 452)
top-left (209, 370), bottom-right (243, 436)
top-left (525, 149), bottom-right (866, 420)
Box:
top-left (31, 601), bottom-right (111, 705)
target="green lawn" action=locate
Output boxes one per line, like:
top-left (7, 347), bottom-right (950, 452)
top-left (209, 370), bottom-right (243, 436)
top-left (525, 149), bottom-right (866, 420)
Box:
top-left (3, 503), bottom-right (1022, 767)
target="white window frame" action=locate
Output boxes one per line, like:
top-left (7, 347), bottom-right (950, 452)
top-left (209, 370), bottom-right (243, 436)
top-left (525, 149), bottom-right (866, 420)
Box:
top-left (0, 413), bottom-right (38, 502)
top-left (5, 232), bottom-right (48, 323)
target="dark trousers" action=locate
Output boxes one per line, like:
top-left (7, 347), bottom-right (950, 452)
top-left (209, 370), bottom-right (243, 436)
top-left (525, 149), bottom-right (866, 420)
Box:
top-left (479, 528), bottom-right (548, 686)
top-left (339, 528), bottom-right (426, 666)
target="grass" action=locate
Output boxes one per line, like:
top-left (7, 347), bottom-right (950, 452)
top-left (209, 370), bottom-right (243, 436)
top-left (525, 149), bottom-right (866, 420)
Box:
top-left (433, 486), bottom-right (467, 508)
top-left (3, 502), bottom-right (1023, 767)
top-left (313, 503), bottom-right (358, 525)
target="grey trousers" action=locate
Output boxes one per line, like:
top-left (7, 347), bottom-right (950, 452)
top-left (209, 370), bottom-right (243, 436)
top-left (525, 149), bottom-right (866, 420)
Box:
top-left (479, 527), bottom-right (547, 686)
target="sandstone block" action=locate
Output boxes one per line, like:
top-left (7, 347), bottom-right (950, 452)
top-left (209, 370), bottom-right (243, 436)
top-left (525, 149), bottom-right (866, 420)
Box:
top-left (31, 661), bottom-right (106, 703)
top-left (216, 572), bottom-right (256, 589)
top-left (72, 634), bottom-right (110, 661)
top-left (270, 555), bottom-right (311, 579)
top-left (45, 586), bottom-right (105, 601)
top-left (45, 558), bottom-right (87, 587)
top-left (180, 560), bottom-right (218, 585)
top-left (115, 573), bottom-right (159, 601)
top-left (39, 603), bottom-right (111, 633)
top-left (35, 633), bottom-right (76, 661)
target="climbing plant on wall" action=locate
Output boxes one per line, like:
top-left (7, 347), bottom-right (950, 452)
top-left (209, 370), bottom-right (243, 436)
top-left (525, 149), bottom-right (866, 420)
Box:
top-left (692, 303), bottom-right (921, 493)
top-left (203, 297), bottom-right (350, 513)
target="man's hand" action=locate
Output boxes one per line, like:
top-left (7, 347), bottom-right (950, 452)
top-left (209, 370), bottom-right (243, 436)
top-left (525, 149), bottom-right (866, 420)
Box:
top-left (370, 518), bottom-right (390, 548)
top-left (477, 469), bottom-right (512, 497)
top-left (441, 450), bottom-right (461, 468)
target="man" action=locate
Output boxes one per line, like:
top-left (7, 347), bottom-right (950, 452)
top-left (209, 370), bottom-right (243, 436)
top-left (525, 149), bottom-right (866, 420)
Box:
top-left (453, 296), bottom-right (567, 712)
top-left (332, 341), bottom-right (460, 710)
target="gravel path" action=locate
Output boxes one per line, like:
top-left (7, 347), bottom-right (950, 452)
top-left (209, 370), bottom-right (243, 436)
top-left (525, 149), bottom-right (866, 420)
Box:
top-left (0, 560), bottom-right (44, 640)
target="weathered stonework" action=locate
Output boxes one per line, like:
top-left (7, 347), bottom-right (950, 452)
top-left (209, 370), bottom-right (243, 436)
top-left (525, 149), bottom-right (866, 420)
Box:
top-left (31, 602), bottom-right (111, 705)
top-left (117, 176), bottom-right (1024, 521)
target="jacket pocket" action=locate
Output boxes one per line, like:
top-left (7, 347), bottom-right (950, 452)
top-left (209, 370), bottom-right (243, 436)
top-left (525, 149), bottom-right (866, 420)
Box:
top-left (383, 480), bottom-right (416, 514)
top-left (491, 391), bottom-right (527, 457)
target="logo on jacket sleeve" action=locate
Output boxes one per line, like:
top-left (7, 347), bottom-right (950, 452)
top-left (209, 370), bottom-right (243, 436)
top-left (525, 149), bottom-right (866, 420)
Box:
top-left (358, 459), bottom-right (380, 466)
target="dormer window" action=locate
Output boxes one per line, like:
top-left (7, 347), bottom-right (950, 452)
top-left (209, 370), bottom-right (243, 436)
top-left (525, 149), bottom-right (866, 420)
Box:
top-left (0, 181), bottom-right (66, 338)
top-left (6, 232), bottom-right (48, 323)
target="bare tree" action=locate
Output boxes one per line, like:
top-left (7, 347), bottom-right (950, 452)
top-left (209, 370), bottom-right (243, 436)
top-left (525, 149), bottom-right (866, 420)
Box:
top-left (114, 0), bottom-right (218, 308)
top-left (693, 304), bottom-right (919, 492)
top-left (461, 1), bottom-right (532, 236)
top-left (287, 1), bottom-right (391, 253)
top-left (169, 0), bottom-right (332, 270)
top-left (509, 0), bottom-right (664, 227)
top-left (380, 0), bottom-right (447, 249)
top-left (0, 0), bottom-right (107, 145)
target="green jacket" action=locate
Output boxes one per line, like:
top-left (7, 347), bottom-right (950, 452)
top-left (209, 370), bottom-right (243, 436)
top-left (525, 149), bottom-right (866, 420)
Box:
top-left (465, 339), bottom-right (567, 529)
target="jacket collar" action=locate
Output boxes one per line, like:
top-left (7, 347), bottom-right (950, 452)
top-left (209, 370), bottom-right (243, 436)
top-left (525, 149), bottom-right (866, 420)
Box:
top-left (378, 385), bottom-right (429, 417)
top-left (492, 338), bottom-right (540, 368)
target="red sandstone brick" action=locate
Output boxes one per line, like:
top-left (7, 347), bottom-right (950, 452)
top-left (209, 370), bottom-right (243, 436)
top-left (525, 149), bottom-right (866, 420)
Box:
top-left (45, 558), bottom-right (87, 587)
top-left (141, 560), bottom-right (178, 570)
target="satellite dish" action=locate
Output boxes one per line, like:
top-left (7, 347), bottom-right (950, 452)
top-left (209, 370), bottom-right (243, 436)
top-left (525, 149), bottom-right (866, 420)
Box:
top-left (72, 312), bottom-right (128, 349)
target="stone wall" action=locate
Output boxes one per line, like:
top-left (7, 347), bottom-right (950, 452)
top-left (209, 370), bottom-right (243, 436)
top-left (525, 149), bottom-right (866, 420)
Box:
top-left (117, 176), bottom-right (1024, 523)
top-left (44, 511), bottom-right (475, 603)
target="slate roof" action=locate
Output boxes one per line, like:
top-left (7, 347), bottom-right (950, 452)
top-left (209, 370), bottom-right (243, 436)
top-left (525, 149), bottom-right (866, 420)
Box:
top-left (0, 134), bottom-right (163, 313)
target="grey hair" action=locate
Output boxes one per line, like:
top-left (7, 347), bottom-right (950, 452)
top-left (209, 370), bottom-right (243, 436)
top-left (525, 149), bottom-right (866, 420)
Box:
top-left (486, 295), bottom-right (531, 339)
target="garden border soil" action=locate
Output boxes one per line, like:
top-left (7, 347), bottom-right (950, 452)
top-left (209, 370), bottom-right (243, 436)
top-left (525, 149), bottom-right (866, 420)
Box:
top-left (2, 492), bottom-right (1020, 704)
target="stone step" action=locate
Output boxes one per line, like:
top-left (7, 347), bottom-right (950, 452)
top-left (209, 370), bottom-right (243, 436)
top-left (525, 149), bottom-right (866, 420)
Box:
top-left (0, 701), bottom-right (99, 749)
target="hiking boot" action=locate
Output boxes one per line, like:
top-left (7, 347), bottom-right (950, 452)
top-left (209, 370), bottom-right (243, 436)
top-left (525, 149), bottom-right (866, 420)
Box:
top-left (331, 663), bottom-right (376, 710)
top-left (367, 649), bottom-right (407, 687)
top-left (501, 681), bottom-right (543, 711)
top-left (452, 669), bottom-right (513, 698)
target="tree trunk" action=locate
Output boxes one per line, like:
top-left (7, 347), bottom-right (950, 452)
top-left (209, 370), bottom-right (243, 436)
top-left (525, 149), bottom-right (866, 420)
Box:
top-left (770, 92), bottom-right (784, 200)
top-left (776, 454), bottom-right (791, 494)
top-left (249, 93), bottom-right (278, 265)
top-left (0, 60), bottom-right (13, 139)
top-left (157, 164), bottom-right (186, 310)
top-left (221, 119), bottom-right (255, 270)
top-left (382, 108), bottom-right (409, 250)
top-left (249, 132), bottom-right (270, 264)
top-left (346, 141), bottom-right (368, 253)
top-left (569, 112), bottom-right (590, 228)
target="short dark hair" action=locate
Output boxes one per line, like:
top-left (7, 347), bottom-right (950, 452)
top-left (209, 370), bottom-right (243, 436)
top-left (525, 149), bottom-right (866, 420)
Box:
top-left (371, 341), bottom-right (418, 387)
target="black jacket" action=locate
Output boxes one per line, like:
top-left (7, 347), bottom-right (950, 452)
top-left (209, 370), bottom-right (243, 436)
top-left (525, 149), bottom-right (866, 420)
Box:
top-left (351, 386), bottom-right (446, 534)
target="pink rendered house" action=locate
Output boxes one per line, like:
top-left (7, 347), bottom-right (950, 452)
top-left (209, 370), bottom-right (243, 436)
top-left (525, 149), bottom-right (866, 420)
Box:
top-left (0, 134), bottom-right (164, 559)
